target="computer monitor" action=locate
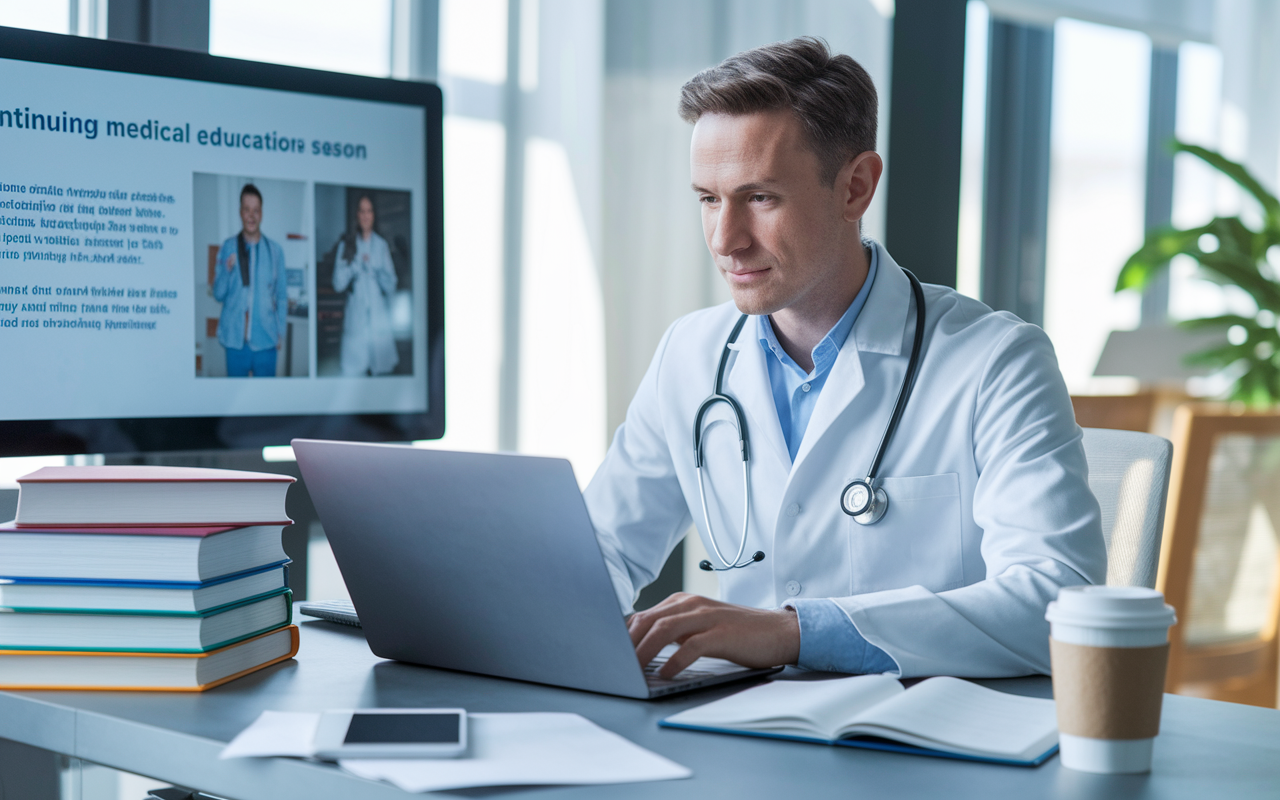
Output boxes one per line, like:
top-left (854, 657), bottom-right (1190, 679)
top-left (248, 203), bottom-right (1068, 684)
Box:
top-left (0, 26), bottom-right (444, 456)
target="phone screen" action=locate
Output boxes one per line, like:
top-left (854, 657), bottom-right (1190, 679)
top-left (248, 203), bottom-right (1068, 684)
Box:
top-left (343, 713), bottom-right (461, 744)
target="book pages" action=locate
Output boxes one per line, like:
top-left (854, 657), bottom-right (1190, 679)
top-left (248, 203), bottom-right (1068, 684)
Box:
top-left (664, 675), bottom-right (902, 740)
top-left (842, 676), bottom-right (1057, 759)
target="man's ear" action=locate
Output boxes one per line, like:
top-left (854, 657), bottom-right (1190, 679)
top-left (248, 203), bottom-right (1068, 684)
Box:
top-left (838, 151), bottom-right (884, 224)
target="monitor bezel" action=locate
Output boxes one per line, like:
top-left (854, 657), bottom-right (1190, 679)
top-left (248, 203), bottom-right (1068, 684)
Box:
top-left (0, 25), bottom-right (446, 456)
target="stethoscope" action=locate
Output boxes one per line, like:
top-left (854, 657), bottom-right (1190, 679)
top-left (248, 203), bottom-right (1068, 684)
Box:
top-left (694, 269), bottom-right (927, 571)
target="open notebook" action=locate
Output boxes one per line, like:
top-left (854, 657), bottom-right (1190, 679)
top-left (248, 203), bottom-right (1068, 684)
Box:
top-left (661, 675), bottom-right (1058, 766)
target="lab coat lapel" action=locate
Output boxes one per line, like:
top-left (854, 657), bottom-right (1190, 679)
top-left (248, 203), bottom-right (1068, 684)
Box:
top-left (791, 247), bottom-right (913, 472)
top-left (724, 329), bottom-right (792, 470)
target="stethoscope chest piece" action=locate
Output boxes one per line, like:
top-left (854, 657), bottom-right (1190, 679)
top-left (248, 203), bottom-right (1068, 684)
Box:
top-left (841, 478), bottom-right (888, 525)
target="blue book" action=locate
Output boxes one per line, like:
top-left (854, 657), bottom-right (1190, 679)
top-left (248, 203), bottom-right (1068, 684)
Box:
top-left (0, 564), bottom-right (290, 614)
top-left (660, 675), bottom-right (1059, 767)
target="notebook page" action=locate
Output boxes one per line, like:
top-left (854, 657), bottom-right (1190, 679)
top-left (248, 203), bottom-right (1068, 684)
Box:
top-left (665, 675), bottom-right (902, 740)
top-left (840, 677), bottom-right (1056, 759)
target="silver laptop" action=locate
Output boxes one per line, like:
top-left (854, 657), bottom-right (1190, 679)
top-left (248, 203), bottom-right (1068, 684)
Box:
top-left (292, 439), bottom-right (778, 699)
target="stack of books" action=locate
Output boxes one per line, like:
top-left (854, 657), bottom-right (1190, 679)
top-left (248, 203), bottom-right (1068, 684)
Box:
top-left (0, 465), bottom-right (299, 691)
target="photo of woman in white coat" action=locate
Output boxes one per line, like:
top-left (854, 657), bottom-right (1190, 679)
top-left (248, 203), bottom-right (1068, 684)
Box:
top-left (332, 194), bottom-right (399, 376)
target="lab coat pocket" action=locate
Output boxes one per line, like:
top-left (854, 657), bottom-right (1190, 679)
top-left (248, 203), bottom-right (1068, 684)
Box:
top-left (849, 472), bottom-right (963, 594)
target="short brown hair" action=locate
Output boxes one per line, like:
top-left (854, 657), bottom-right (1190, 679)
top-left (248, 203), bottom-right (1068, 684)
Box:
top-left (678, 37), bottom-right (877, 185)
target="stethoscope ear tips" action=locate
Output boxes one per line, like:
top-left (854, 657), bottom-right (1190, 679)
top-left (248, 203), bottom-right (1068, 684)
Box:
top-left (699, 551), bottom-right (766, 571)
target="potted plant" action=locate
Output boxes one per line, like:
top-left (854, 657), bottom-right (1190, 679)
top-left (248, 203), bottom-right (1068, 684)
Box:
top-left (1116, 142), bottom-right (1280, 406)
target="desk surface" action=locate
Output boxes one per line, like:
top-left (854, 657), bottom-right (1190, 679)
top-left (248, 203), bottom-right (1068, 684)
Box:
top-left (2, 614), bottom-right (1279, 800)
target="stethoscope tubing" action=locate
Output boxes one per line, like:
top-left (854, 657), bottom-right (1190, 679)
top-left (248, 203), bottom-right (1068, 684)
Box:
top-left (696, 458), bottom-right (751, 569)
top-left (693, 268), bottom-right (927, 570)
top-left (863, 271), bottom-right (927, 484)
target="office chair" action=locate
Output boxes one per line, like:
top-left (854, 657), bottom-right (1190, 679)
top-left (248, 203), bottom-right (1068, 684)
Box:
top-left (1158, 405), bottom-right (1280, 707)
top-left (1080, 427), bottom-right (1174, 590)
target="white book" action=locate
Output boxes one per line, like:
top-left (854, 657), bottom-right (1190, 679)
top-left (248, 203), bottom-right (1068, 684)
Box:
top-left (0, 523), bottom-right (288, 583)
top-left (661, 675), bottom-right (1059, 766)
top-left (14, 465), bottom-right (293, 526)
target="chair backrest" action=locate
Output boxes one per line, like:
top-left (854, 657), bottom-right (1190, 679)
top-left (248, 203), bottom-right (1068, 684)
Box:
top-left (1158, 404), bottom-right (1280, 706)
top-left (1072, 393), bottom-right (1157, 433)
top-left (1080, 427), bottom-right (1174, 589)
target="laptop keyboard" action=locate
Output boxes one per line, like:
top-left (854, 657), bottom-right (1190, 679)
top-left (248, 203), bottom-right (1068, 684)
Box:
top-left (300, 602), bottom-right (753, 692)
top-left (298, 599), bottom-right (361, 627)
top-left (643, 645), bottom-right (746, 686)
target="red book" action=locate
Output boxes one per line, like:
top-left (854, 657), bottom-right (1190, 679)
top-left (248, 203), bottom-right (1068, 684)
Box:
top-left (15, 466), bottom-right (294, 527)
top-left (0, 521), bottom-right (257, 537)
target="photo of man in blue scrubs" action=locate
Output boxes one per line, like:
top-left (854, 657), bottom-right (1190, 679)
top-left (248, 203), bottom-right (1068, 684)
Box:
top-left (212, 184), bottom-right (288, 377)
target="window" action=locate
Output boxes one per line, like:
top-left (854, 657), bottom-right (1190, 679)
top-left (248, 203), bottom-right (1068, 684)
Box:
top-left (1042, 18), bottom-right (1149, 392)
top-left (1168, 40), bottom-right (1256, 327)
top-left (0, 0), bottom-right (69, 34)
top-left (210, 0), bottom-right (393, 77)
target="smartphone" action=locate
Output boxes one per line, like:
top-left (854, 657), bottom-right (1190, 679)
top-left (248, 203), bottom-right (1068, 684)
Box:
top-left (312, 708), bottom-right (468, 759)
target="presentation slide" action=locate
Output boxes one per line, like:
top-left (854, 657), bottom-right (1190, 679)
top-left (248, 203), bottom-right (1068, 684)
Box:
top-left (0, 56), bottom-right (428, 421)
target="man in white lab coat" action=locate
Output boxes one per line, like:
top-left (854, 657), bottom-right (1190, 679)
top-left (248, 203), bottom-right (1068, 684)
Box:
top-left (585, 37), bottom-right (1105, 680)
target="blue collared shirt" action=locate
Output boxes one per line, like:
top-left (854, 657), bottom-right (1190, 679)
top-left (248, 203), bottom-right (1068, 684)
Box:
top-left (212, 234), bottom-right (288, 352)
top-left (758, 247), bottom-right (896, 675)
top-left (757, 248), bottom-right (878, 462)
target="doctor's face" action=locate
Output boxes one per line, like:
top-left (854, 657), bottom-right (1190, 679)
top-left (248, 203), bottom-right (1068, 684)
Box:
top-left (357, 197), bottom-right (375, 237)
top-left (691, 110), bottom-right (869, 318)
top-left (240, 194), bottom-right (262, 238)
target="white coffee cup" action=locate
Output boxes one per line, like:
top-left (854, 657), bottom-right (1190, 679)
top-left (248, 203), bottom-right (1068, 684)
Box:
top-left (1045, 585), bottom-right (1177, 774)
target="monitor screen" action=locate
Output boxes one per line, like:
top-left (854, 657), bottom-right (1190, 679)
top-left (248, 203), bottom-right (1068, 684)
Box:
top-left (0, 26), bottom-right (444, 456)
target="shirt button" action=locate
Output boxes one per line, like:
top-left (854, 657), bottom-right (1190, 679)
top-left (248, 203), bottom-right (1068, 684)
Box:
top-left (785, 581), bottom-right (802, 596)
top-left (785, 503), bottom-right (801, 517)
top-left (801, 382), bottom-right (811, 392)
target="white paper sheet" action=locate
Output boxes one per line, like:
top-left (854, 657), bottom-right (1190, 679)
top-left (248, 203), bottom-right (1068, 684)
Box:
top-left (218, 710), bottom-right (321, 759)
top-left (340, 714), bottom-right (691, 792)
top-left (219, 710), bottom-right (691, 792)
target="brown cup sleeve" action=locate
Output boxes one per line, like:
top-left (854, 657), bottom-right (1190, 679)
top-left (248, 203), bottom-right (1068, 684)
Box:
top-left (1050, 639), bottom-right (1168, 740)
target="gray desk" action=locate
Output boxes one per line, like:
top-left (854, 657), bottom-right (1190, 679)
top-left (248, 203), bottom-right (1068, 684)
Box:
top-left (1, 614), bottom-right (1279, 799)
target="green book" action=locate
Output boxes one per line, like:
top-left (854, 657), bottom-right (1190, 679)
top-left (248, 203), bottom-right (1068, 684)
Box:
top-left (0, 590), bottom-right (292, 653)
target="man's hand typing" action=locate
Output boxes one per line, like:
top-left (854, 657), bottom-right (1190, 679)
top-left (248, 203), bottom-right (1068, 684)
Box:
top-left (627, 592), bottom-right (800, 679)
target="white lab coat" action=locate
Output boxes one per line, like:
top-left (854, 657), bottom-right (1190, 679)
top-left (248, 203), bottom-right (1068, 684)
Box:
top-left (333, 232), bottom-right (399, 376)
top-left (583, 242), bottom-right (1105, 678)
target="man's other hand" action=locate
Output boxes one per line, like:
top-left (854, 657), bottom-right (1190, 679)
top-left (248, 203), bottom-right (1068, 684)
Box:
top-left (627, 592), bottom-right (800, 679)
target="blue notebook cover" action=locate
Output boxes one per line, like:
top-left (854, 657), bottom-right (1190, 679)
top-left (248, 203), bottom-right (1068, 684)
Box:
top-left (658, 720), bottom-right (1058, 767)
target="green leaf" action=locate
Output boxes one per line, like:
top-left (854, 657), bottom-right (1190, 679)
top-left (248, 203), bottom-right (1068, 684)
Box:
top-left (1176, 142), bottom-right (1280, 226)
top-left (1177, 315), bottom-right (1254, 330)
top-left (1116, 142), bottom-right (1280, 404)
top-left (1115, 226), bottom-right (1208, 291)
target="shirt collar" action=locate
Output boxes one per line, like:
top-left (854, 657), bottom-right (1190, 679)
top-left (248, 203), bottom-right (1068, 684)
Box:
top-left (757, 245), bottom-right (880, 377)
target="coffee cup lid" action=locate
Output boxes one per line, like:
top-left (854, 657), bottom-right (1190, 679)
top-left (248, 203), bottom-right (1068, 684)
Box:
top-left (1045, 585), bottom-right (1176, 630)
